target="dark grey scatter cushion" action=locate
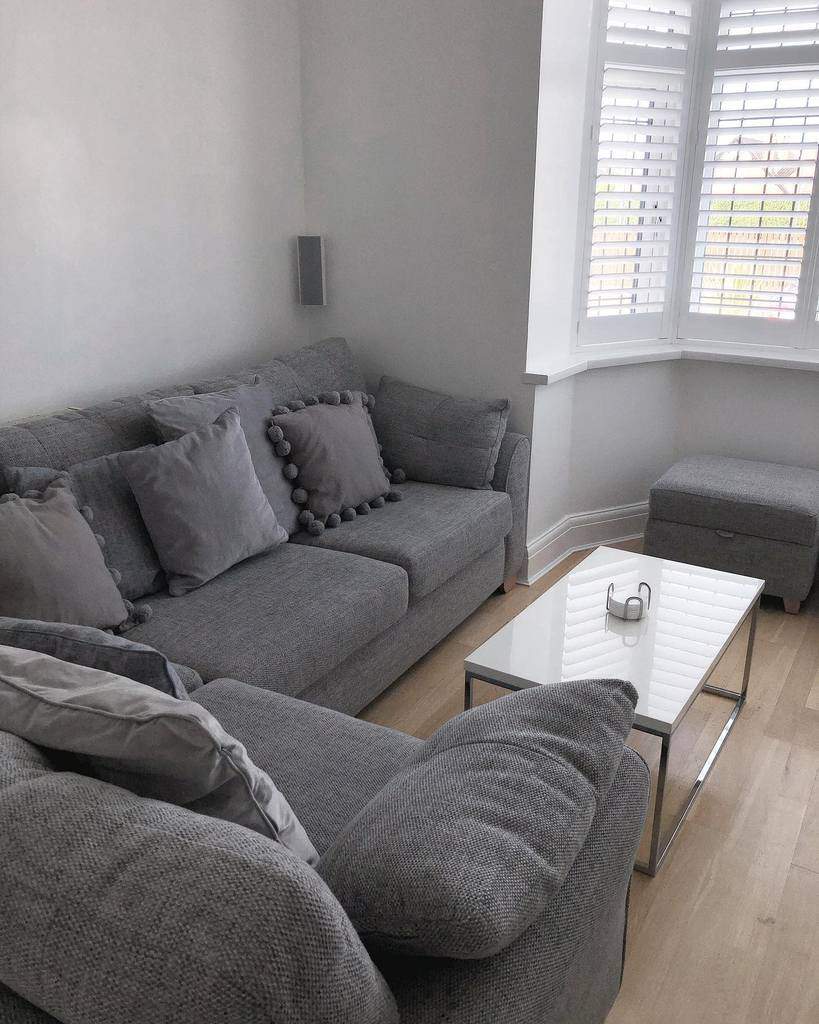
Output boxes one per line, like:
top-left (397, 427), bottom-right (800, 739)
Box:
top-left (373, 375), bottom-right (511, 489)
top-left (320, 678), bottom-right (637, 960)
top-left (0, 739), bottom-right (398, 1024)
top-left (0, 481), bottom-right (128, 629)
top-left (146, 383), bottom-right (299, 536)
top-left (119, 408), bottom-right (287, 597)
top-left (273, 394), bottom-right (391, 522)
top-left (4, 447), bottom-right (165, 601)
top-left (0, 616), bottom-right (186, 698)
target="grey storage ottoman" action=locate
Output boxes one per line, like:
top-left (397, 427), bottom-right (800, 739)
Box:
top-left (644, 455), bottom-right (819, 613)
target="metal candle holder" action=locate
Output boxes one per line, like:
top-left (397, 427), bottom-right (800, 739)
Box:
top-left (606, 581), bottom-right (651, 621)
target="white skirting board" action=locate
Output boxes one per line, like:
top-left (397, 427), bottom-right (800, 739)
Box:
top-left (522, 501), bottom-right (649, 585)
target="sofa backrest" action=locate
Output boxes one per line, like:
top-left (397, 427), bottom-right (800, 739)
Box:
top-left (0, 337), bottom-right (365, 470)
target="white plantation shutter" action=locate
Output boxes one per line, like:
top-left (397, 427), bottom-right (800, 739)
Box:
top-left (718, 2), bottom-right (819, 51)
top-left (679, 1), bottom-right (819, 345)
top-left (688, 68), bottom-right (819, 320)
top-left (580, 1), bottom-right (693, 341)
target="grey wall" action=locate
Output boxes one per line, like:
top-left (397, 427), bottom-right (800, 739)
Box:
top-left (297, 0), bottom-right (543, 434)
top-left (1, 0), bottom-right (308, 420)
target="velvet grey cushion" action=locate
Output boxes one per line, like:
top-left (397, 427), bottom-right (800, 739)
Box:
top-left (3, 449), bottom-right (165, 601)
top-left (0, 480), bottom-right (129, 630)
top-left (373, 376), bottom-right (510, 489)
top-left (320, 678), bottom-right (637, 960)
top-left (649, 455), bottom-right (819, 546)
top-left (119, 408), bottom-right (287, 596)
top-left (0, 645), bottom-right (317, 864)
top-left (146, 383), bottom-right (300, 536)
top-left (272, 393), bottom-right (392, 523)
top-left (0, 730), bottom-right (397, 1024)
top-left (0, 617), bottom-right (186, 698)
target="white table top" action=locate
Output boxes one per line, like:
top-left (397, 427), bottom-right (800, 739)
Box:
top-left (465, 546), bottom-right (764, 734)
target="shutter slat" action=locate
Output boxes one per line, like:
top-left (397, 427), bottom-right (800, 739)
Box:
top-left (607, 1), bottom-right (692, 50)
top-left (719, 2), bottom-right (819, 50)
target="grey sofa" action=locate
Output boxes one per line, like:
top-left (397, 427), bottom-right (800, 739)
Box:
top-left (0, 676), bottom-right (650, 1024)
top-left (0, 338), bottom-right (530, 715)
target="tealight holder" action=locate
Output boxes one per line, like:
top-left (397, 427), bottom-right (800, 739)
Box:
top-left (606, 581), bottom-right (651, 622)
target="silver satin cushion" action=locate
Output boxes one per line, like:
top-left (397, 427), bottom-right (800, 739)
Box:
top-left (0, 645), bottom-right (318, 865)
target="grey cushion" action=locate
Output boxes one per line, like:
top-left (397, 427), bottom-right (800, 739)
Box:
top-left (650, 455), bottom-right (819, 546)
top-left (276, 336), bottom-right (367, 393)
top-left (170, 661), bottom-right (204, 694)
top-left (147, 383), bottom-right (300, 536)
top-left (273, 393), bottom-right (391, 524)
top-left (0, 617), bottom-right (186, 699)
top-left (4, 449), bottom-right (165, 601)
top-left (295, 481), bottom-right (512, 601)
top-left (119, 409), bottom-right (287, 596)
top-left (0, 731), bottom-right (398, 1024)
top-left (0, 480), bottom-right (129, 630)
top-left (0, 646), bottom-right (317, 864)
top-left (194, 678), bottom-right (421, 854)
top-left (373, 376), bottom-right (511, 489)
top-left (128, 544), bottom-right (409, 693)
top-left (320, 679), bottom-right (637, 960)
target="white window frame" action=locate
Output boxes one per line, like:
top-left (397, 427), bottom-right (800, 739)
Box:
top-left (573, 0), bottom-right (819, 360)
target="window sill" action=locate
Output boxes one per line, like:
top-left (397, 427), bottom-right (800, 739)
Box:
top-left (523, 342), bottom-right (819, 386)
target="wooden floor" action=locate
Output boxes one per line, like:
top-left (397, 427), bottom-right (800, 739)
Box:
top-left (361, 541), bottom-right (819, 1024)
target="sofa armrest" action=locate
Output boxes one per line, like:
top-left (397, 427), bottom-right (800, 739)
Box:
top-left (492, 431), bottom-right (530, 583)
top-left (377, 746), bottom-right (650, 1024)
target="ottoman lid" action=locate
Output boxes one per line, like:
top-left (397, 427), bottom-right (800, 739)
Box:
top-left (649, 456), bottom-right (819, 547)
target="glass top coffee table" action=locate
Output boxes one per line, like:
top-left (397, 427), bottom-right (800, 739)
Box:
top-left (464, 546), bottom-right (763, 875)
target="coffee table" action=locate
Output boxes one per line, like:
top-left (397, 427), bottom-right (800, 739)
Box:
top-left (464, 546), bottom-right (763, 876)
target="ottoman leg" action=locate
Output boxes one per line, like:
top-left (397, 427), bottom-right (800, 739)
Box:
top-left (784, 598), bottom-right (801, 615)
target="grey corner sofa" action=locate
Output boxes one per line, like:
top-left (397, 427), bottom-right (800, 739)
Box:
top-left (0, 678), bottom-right (650, 1024)
top-left (0, 337), bottom-right (531, 715)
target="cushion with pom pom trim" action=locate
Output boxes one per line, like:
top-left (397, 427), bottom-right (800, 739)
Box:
top-left (271, 393), bottom-right (392, 527)
top-left (0, 478), bottom-right (130, 630)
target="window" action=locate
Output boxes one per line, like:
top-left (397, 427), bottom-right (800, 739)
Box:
top-left (578, 0), bottom-right (819, 353)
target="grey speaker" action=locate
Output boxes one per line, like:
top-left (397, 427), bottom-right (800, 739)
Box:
top-left (297, 235), bottom-right (327, 306)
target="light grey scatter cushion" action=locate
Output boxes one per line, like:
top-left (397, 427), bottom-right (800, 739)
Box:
top-left (0, 645), bottom-right (318, 864)
top-left (373, 375), bottom-right (511, 489)
top-left (0, 617), bottom-right (186, 698)
top-left (146, 383), bottom-right (299, 536)
top-left (0, 480), bottom-right (129, 630)
top-left (0, 734), bottom-right (396, 1024)
top-left (4, 447), bottom-right (165, 600)
top-left (272, 392), bottom-right (392, 528)
top-left (320, 678), bottom-right (637, 959)
top-left (119, 408), bottom-right (287, 596)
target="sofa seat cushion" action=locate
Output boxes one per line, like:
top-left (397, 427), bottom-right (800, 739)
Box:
top-left (650, 456), bottom-right (819, 547)
top-left (294, 481), bottom-right (512, 601)
top-left (127, 545), bottom-right (409, 694)
top-left (193, 678), bottom-right (421, 854)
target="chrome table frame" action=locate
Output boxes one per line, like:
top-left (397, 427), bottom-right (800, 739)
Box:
top-left (463, 596), bottom-right (760, 877)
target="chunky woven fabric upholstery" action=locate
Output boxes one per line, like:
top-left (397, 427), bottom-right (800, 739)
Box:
top-left (320, 680), bottom-right (638, 959)
top-left (295, 482), bottom-right (512, 602)
top-left (193, 678), bottom-right (421, 853)
top-left (645, 455), bottom-right (819, 602)
top-left (301, 543), bottom-right (504, 715)
top-left (650, 456), bottom-right (819, 546)
top-left (0, 730), bottom-right (397, 1024)
top-left (378, 748), bottom-right (650, 1024)
top-left (493, 431), bottom-right (530, 581)
top-left (128, 544), bottom-right (409, 692)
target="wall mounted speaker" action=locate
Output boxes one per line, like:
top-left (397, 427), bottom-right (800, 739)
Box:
top-left (297, 235), bottom-right (327, 306)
